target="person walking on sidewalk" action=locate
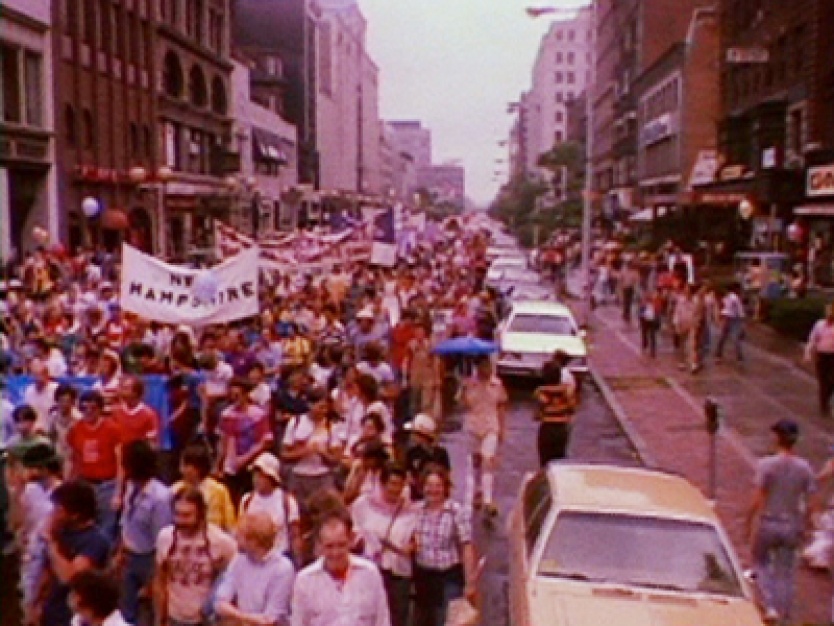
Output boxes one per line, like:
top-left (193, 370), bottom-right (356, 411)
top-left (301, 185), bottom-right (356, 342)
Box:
top-left (620, 262), bottom-right (640, 326)
top-left (672, 284), bottom-right (696, 370)
top-left (746, 419), bottom-right (817, 624)
top-left (804, 303), bottom-right (834, 417)
top-left (716, 283), bottom-right (745, 363)
top-left (638, 290), bottom-right (662, 358)
top-left (460, 358), bottom-right (507, 518)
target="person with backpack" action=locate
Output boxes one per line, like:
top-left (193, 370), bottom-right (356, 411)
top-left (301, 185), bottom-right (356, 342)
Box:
top-left (238, 452), bottom-right (302, 567)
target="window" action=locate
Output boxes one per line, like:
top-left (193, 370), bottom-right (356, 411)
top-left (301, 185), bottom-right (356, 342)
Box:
top-left (143, 124), bottom-right (152, 157)
top-left (162, 51), bottom-right (184, 97)
top-left (0, 44), bottom-right (22, 123)
top-left (208, 9), bottom-right (223, 53)
top-left (555, 71), bottom-right (563, 84)
top-left (23, 52), bottom-right (41, 126)
top-left (319, 21), bottom-right (333, 95)
top-left (556, 51), bottom-right (563, 63)
top-left (130, 122), bottom-right (139, 156)
top-left (555, 110), bottom-right (564, 122)
top-left (82, 0), bottom-right (96, 44)
top-left (82, 108), bottom-right (94, 148)
top-left (790, 108), bottom-right (804, 154)
top-left (99, 0), bottom-right (111, 51)
top-left (211, 76), bottom-right (227, 114)
top-left (555, 92), bottom-right (563, 103)
top-left (522, 473), bottom-right (551, 555)
top-left (130, 13), bottom-right (141, 65)
top-left (65, 105), bottom-right (76, 145)
top-left (567, 51), bottom-right (574, 64)
top-left (112, 3), bottom-right (124, 60)
top-left (567, 72), bottom-right (575, 84)
top-left (555, 29), bottom-right (563, 41)
top-left (188, 65), bottom-right (207, 107)
top-left (194, 0), bottom-right (204, 43)
top-left (567, 29), bottom-right (574, 41)
top-left (555, 130), bottom-right (563, 142)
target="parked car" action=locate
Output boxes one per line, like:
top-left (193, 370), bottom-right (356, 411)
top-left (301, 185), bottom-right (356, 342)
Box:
top-left (508, 464), bottom-right (764, 626)
top-left (496, 300), bottom-right (587, 378)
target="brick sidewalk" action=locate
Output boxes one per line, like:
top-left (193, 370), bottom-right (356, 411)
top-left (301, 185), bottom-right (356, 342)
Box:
top-left (587, 304), bottom-right (830, 625)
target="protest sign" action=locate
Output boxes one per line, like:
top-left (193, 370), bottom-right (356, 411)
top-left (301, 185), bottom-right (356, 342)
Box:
top-left (120, 243), bottom-right (259, 325)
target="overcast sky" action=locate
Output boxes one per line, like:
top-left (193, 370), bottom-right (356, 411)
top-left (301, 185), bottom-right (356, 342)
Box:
top-left (358, 0), bottom-right (581, 208)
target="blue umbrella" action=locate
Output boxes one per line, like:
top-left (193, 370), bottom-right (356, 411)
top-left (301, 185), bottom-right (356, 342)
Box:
top-left (433, 336), bottom-right (498, 356)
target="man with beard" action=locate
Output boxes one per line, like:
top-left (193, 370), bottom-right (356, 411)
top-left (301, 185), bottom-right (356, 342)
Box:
top-left (154, 487), bottom-right (237, 626)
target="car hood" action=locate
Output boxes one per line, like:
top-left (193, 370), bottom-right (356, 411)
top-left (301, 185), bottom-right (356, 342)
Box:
top-left (531, 583), bottom-right (763, 626)
top-left (500, 332), bottom-right (586, 357)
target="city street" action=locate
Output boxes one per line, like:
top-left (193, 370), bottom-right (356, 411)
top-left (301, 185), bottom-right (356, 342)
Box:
top-left (445, 378), bottom-right (639, 626)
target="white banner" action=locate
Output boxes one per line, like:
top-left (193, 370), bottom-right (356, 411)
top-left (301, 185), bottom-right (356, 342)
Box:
top-left (120, 244), bottom-right (259, 326)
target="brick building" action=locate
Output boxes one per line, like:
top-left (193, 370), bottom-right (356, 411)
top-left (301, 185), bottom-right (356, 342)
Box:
top-left (53, 0), bottom-right (158, 252)
top-left (634, 8), bottom-right (719, 227)
top-left (693, 0), bottom-right (834, 253)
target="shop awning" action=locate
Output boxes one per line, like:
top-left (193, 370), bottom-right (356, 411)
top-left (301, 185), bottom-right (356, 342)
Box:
top-left (252, 128), bottom-right (289, 165)
top-left (794, 204), bottom-right (834, 216)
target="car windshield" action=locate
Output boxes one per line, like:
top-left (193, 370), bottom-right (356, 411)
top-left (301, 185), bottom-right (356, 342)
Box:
top-left (537, 512), bottom-right (744, 598)
top-left (508, 314), bottom-right (574, 335)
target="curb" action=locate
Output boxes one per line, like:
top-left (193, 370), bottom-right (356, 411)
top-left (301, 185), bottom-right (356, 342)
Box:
top-left (588, 366), bottom-right (659, 470)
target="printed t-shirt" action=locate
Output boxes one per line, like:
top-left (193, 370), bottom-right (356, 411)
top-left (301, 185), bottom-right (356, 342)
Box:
top-left (66, 419), bottom-right (123, 481)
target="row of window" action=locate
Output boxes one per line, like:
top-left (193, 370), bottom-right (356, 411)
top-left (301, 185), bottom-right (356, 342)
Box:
top-left (64, 104), bottom-right (153, 159)
top-left (640, 78), bottom-right (680, 124)
top-left (162, 51), bottom-right (227, 114)
top-left (163, 120), bottom-right (219, 174)
top-left (61, 0), bottom-right (154, 69)
top-left (723, 26), bottom-right (806, 107)
top-left (0, 43), bottom-right (42, 127)
top-left (159, 0), bottom-right (225, 54)
top-left (641, 136), bottom-right (679, 179)
top-left (554, 71), bottom-right (577, 85)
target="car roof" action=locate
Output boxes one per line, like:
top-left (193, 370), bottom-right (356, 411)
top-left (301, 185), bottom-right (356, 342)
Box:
top-left (509, 300), bottom-right (573, 317)
top-left (546, 464), bottom-right (717, 523)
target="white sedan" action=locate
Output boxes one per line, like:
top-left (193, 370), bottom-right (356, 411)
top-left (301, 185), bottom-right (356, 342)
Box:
top-left (497, 300), bottom-right (588, 378)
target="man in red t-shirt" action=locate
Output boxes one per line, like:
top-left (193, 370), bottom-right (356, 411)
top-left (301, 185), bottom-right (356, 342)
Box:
top-left (66, 389), bottom-right (123, 539)
top-left (111, 375), bottom-right (160, 447)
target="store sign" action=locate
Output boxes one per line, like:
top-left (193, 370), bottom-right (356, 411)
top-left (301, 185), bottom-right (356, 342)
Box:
top-left (807, 164), bottom-right (834, 197)
top-left (688, 150), bottom-right (718, 188)
top-left (726, 47), bottom-right (769, 63)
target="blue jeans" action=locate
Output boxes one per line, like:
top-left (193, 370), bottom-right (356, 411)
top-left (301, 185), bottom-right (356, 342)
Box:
top-left (120, 551), bottom-right (155, 623)
top-left (752, 518), bottom-right (800, 619)
top-left (716, 318), bottom-right (743, 360)
top-left (413, 564), bottom-right (464, 626)
top-left (91, 479), bottom-right (117, 544)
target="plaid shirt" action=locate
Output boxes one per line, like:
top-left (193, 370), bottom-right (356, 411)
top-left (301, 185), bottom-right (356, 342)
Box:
top-left (414, 500), bottom-right (471, 570)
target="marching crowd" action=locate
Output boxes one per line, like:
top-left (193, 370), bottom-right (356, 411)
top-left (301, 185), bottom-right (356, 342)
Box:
top-left (0, 221), bottom-right (546, 626)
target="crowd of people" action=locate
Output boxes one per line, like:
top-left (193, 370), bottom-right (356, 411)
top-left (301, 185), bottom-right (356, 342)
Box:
top-left (0, 218), bottom-right (568, 626)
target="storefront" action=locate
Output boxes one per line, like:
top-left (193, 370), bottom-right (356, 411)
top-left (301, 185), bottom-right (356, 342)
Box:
top-left (793, 162), bottom-right (834, 286)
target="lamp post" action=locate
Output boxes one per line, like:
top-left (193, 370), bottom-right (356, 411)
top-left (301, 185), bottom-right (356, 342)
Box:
top-left (527, 1), bottom-right (596, 325)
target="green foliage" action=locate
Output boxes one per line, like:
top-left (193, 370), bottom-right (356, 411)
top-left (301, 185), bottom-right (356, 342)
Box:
top-left (764, 297), bottom-right (827, 341)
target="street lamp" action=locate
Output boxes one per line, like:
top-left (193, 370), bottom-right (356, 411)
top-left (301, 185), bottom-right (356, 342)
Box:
top-left (528, 1), bottom-right (595, 325)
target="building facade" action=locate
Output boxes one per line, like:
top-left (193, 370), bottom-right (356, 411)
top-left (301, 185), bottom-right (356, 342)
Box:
top-left (234, 0), bottom-right (320, 187)
top-left (53, 0), bottom-right (158, 253)
top-left (527, 8), bottom-right (591, 179)
top-left (635, 8), bottom-right (719, 218)
top-left (230, 57), bottom-right (298, 234)
top-left (155, 0), bottom-right (235, 260)
top-left (0, 0), bottom-right (58, 259)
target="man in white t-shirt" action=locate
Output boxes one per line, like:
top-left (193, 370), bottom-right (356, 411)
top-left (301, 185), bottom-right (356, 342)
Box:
top-left (239, 452), bottom-right (302, 565)
top-left (23, 360), bottom-right (58, 434)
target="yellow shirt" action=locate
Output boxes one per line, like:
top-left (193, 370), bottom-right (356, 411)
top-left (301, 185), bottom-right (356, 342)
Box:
top-left (173, 477), bottom-right (236, 532)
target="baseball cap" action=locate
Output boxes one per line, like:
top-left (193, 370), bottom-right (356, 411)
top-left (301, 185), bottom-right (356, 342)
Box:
top-left (405, 413), bottom-right (438, 439)
top-left (251, 452), bottom-right (281, 483)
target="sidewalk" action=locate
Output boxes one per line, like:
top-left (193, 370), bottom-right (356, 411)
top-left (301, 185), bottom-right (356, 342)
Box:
top-left (586, 302), bottom-right (830, 625)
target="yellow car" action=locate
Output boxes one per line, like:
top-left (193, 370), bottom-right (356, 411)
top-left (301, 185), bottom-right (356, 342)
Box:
top-left (508, 464), bottom-right (764, 626)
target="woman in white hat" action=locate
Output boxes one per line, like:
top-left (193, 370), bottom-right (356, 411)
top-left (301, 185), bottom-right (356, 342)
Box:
top-left (239, 452), bottom-right (302, 567)
top-left (404, 414), bottom-right (450, 501)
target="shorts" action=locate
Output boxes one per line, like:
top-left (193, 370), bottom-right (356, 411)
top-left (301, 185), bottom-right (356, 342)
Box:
top-left (468, 431), bottom-right (499, 458)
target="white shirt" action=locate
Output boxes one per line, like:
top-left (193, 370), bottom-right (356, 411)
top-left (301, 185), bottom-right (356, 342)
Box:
top-left (283, 415), bottom-right (344, 477)
top-left (205, 361), bottom-right (233, 397)
top-left (45, 349), bottom-right (68, 378)
top-left (23, 381), bottom-right (59, 433)
top-left (291, 555), bottom-right (391, 626)
top-left (239, 489), bottom-right (300, 554)
top-left (351, 495), bottom-right (419, 577)
top-left (72, 610), bottom-right (131, 626)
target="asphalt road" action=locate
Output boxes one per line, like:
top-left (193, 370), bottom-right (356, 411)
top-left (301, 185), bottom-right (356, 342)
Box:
top-left (443, 377), bottom-right (640, 626)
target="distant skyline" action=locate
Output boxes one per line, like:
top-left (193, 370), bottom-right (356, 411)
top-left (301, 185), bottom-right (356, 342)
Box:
top-left (359, 0), bottom-right (590, 207)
